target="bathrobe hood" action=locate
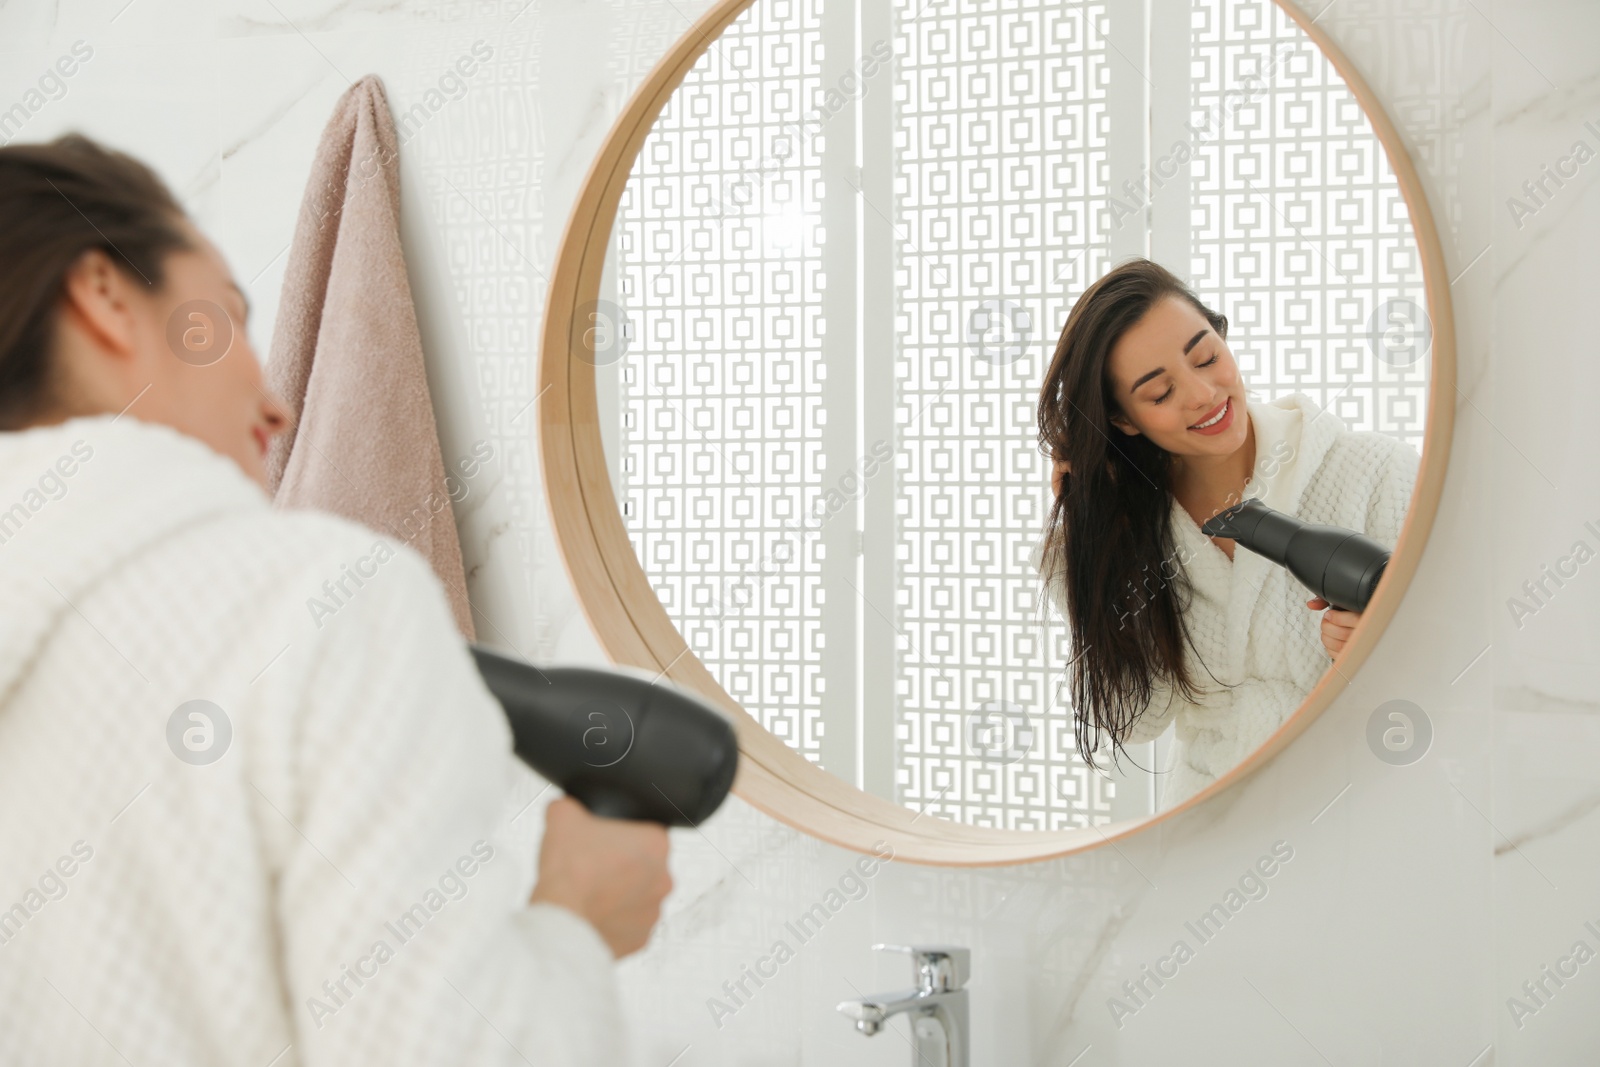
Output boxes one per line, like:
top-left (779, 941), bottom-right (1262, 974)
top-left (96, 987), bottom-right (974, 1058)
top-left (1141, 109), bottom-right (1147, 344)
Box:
top-left (0, 414), bottom-right (267, 707)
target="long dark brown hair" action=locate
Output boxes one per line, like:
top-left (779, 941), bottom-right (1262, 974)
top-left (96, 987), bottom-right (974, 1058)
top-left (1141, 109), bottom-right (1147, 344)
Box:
top-left (1036, 258), bottom-right (1238, 773)
top-left (0, 133), bottom-right (192, 430)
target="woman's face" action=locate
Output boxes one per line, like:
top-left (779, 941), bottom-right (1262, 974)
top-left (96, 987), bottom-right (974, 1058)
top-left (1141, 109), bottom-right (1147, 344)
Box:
top-left (51, 217), bottom-right (289, 488)
top-left (1104, 294), bottom-right (1247, 460)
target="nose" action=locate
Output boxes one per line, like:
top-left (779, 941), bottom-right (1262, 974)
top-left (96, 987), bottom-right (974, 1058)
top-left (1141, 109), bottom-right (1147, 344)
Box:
top-left (260, 390), bottom-right (292, 438)
top-left (1189, 391), bottom-right (1226, 422)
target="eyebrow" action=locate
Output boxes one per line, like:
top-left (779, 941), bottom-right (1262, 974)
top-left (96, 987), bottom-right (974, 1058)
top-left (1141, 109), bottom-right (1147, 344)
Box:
top-left (1128, 329), bottom-right (1209, 393)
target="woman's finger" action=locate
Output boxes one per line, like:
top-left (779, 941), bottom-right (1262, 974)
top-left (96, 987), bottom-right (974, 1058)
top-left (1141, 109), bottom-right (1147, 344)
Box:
top-left (1050, 459), bottom-right (1071, 498)
top-left (1320, 621), bottom-right (1348, 655)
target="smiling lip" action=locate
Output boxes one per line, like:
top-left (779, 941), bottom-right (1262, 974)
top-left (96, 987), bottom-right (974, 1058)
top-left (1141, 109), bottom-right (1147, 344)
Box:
top-left (1189, 397), bottom-right (1233, 435)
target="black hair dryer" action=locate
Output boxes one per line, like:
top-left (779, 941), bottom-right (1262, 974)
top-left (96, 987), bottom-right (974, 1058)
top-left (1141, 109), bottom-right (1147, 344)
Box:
top-left (470, 644), bottom-right (740, 826)
top-left (1200, 497), bottom-right (1391, 613)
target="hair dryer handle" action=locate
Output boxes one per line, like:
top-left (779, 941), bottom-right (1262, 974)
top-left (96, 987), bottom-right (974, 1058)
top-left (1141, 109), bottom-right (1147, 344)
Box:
top-left (574, 786), bottom-right (652, 821)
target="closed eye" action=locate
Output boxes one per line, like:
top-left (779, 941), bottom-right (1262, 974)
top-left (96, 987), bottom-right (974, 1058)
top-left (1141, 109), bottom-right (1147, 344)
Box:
top-left (1153, 353), bottom-right (1219, 404)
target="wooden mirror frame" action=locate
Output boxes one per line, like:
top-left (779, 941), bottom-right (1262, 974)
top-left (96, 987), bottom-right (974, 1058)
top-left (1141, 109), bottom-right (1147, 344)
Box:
top-left (538, 0), bottom-right (1456, 865)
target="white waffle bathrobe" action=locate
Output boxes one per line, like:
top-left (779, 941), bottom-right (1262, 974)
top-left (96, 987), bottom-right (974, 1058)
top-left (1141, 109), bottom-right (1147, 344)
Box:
top-left (1033, 391), bottom-right (1421, 809)
top-left (0, 415), bottom-right (622, 1066)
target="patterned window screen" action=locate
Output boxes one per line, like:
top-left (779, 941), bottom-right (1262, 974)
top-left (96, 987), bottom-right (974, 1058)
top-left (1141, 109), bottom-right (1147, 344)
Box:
top-left (1188, 0), bottom-right (1431, 445)
top-left (612, 0), bottom-right (1430, 830)
top-left (889, 0), bottom-right (1115, 830)
top-left (614, 0), bottom-right (829, 758)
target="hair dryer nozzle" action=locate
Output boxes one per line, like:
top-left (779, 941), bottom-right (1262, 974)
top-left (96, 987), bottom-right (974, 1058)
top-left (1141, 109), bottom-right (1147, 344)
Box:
top-left (470, 645), bottom-right (740, 826)
top-left (1200, 497), bottom-right (1270, 542)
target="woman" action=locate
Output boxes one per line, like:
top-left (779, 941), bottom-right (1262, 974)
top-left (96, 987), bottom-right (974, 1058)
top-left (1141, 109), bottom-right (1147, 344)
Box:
top-left (1032, 259), bottom-right (1419, 810)
top-left (0, 133), bottom-right (671, 1066)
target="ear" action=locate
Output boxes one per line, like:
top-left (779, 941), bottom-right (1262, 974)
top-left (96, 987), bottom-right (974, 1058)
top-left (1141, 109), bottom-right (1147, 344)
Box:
top-left (57, 248), bottom-right (143, 362)
top-left (1108, 409), bottom-right (1140, 436)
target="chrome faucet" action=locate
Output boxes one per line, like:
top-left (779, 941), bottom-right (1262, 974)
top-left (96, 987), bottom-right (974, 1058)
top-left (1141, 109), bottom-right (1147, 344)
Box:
top-left (837, 944), bottom-right (970, 1067)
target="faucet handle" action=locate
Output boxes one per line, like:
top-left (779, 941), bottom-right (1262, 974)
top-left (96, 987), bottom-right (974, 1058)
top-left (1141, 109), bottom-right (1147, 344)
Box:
top-left (871, 943), bottom-right (970, 992)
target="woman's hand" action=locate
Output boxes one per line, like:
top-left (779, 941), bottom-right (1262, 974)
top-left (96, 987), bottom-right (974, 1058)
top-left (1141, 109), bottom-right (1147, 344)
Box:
top-left (529, 796), bottom-right (673, 959)
top-left (1050, 458), bottom-right (1072, 498)
top-left (1306, 597), bottom-right (1359, 658)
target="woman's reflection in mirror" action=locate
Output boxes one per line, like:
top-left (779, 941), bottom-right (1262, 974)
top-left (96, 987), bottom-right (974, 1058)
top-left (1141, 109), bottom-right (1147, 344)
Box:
top-left (1033, 258), bottom-right (1418, 806)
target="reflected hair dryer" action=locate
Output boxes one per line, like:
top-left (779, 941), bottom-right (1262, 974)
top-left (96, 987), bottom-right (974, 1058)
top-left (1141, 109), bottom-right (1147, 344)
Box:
top-left (1199, 497), bottom-right (1391, 612)
top-left (470, 644), bottom-right (739, 826)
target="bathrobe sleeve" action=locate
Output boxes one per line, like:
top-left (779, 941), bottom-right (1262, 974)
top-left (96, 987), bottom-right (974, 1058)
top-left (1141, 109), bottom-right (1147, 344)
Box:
top-left (272, 541), bottom-right (625, 1067)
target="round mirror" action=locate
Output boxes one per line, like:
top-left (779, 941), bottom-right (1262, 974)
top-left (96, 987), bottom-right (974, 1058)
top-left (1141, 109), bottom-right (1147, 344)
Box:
top-left (542, 0), bottom-right (1453, 862)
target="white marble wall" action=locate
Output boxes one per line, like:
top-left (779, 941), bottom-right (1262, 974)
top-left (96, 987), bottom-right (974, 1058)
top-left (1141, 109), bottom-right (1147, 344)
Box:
top-left (2, 0), bottom-right (1594, 1061)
